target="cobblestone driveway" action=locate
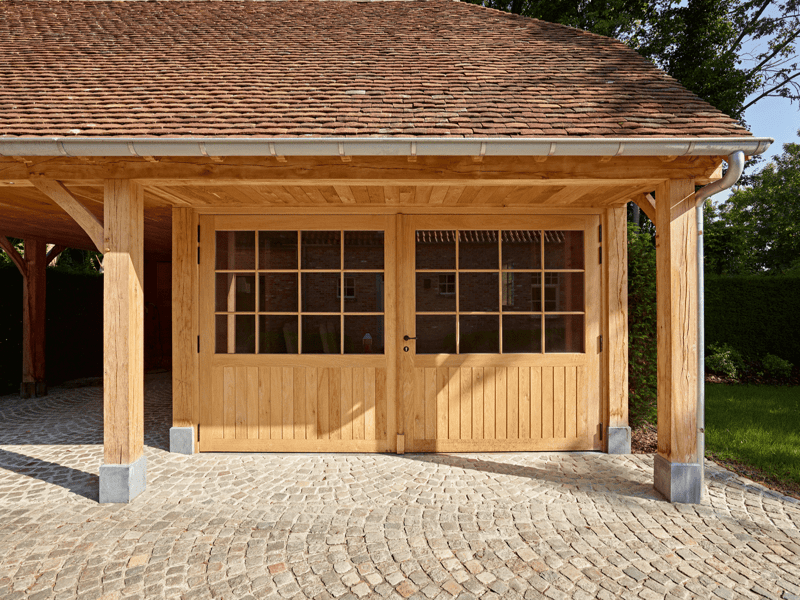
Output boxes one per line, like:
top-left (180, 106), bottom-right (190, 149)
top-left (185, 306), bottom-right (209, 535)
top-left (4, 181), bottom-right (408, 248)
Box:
top-left (1, 373), bottom-right (799, 600)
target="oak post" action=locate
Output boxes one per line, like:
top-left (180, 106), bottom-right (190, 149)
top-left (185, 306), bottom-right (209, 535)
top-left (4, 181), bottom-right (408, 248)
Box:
top-left (605, 207), bottom-right (629, 453)
top-left (100, 179), bottom-right (146, 503)
top-left (22, 240), bottom-right (48, 397)
top-left (170, 207), bottom-right (197, 454)
top-left (654, 178), bottom-right (701, 503)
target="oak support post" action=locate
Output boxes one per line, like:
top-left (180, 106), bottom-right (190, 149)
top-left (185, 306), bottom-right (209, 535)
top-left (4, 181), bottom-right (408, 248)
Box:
top-left (605, 207), bottom-right (630, 453)
top-left (170, 207), bottom-right (196, 454)
top-left (21, 240), bottom-right (48, 398)
top-left (654, 179), bottom-right (701, 503)
top-left (99, 180), bottom-right (146, 503)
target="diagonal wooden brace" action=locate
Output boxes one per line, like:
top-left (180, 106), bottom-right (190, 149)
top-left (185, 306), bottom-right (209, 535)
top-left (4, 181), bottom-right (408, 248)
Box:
top-left (29, 176), bottom-right (104, 252)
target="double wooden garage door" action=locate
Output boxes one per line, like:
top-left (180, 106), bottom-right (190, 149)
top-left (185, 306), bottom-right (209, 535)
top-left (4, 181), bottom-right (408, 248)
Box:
top-left (198, 214), bottom-right (601, 452)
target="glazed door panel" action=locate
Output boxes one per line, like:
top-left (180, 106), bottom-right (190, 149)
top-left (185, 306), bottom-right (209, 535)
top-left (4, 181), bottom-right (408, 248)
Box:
top-left (198, 215), bottom-right (397, 452)
top-left (399, 215), bottom-right (602, 452)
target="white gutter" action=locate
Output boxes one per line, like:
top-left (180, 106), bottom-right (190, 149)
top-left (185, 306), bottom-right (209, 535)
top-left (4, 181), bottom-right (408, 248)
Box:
top-left (0, 136), bottom-right (773, 157)
top-left (693, 150), bottom-right (745, 500)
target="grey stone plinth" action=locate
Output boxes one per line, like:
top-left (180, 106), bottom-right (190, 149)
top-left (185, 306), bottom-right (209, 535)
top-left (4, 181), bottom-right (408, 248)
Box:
top-left (654, 454), bottom-right (702, 503)
top-left (99, 455), bottom-right (147, 503)
top-left (607, 426), bottom-right (631, 454)
top-left (170, 426), bottom-right (195, 455)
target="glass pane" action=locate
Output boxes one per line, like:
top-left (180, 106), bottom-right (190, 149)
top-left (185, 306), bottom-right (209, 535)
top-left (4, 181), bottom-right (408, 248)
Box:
top-left (215, 314), bottom-right (255, 354)
top-left (259, 315), bottom-right (298, 354)
top-left (259, 231), bottom-right (298, 270)
top-left (502, 230), bottom-right (541, 270)
top-left (344, 273), bottom-right (384, 313)
top-left (545, 314), bottom-right (584, 353)
top-left (544, 231), bottom-right (584, 269)
top-left (543, 272), bottom-right (584, 312)
top-left (344, 316), bottom-right (384, 354)
top-left (302, 316), bottom-right (340, 354)
top-left (216, 231), bottom-right (255, 270)
top-left (460, 315), bottom-right (499, 353)
top-left (215, 273), bottom-right (255, 312)
top-left (302, 231), bottom-right (340, 269)
top-left (259, 274), bottom-right (298, 312)
top-left (416, 272), bottom-right (456, 312)
top-left (416, 230), bottom-right (456, 269)
top-left (503, 315), bottom-right (542, 353)
top-left (460, 272), bottom-right (498, 312)
top-left (502, 272), bottom-right (541, 312)
top-left (459, 230), bottom-right (498, 269)
top-left (416, 315), bottom-right (456, 354)
top-left (301, 272), bottom-right (340, 312)
top-left (344, 231), bottom-right (384, 270)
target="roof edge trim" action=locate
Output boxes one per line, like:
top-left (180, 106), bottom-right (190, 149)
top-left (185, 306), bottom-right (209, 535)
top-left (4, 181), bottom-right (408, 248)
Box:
top-left (0, 137), bottom-right (773, 158)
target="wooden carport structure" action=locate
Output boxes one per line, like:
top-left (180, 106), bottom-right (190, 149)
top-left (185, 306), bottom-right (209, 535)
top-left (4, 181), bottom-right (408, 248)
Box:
top-left (0, 139), bottom-right (770, 503)
top-left (0, 0), bottom-right (772, 503)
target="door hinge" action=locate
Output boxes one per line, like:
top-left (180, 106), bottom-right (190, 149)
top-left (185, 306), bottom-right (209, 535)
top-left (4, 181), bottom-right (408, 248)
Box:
top-left (598, 335), bottom-right (603, 352)
top-left (197, 224), bottom-right (200, 243)
top-left (197, 246), bottom-right (200, 265)
top-left (599, 246), bottom-right (603, 264)
top-left (197, 335), bottom-right (200, 353)
top-left (197, 425), bottom-right (200, 442)
top-left (598, 224), bottom-right (602, 243)
top-left (599, 424), bottom-right (604, 440)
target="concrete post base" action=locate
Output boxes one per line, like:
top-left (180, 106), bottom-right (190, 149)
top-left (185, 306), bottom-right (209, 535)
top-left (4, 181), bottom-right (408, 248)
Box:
top-left (99, 455), bottom-right (147, 503)
top-left (170, 426), bottom-right (195, 455)
top-left (20, 381), bottom-right (47, 399)
top-left (654, 454), bottom-right (702, 503)
top-left (606, 426), bottom-right (631, 454)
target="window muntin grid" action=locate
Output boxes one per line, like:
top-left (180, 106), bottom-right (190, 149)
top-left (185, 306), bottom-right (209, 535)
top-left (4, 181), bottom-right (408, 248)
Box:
top-left (415, 230), bottom-right (584, 354)
top-left (214, 230), bottom-right (385, 354)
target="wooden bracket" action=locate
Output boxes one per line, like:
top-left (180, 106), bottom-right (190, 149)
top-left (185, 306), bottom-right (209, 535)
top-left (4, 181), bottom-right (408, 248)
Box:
top-left (46, 244), bottom-right (66, 265)
top-left (632, 193), bottom-right (657, 225)
top-left (29, 176), bottom-right (104, 252)
top-left (0, 236), bottom-right (26, 277)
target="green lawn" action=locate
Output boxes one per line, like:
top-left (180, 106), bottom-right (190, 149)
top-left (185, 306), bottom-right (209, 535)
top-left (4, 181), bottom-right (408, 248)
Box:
top-left (705, 384), bottom-right (800, 491)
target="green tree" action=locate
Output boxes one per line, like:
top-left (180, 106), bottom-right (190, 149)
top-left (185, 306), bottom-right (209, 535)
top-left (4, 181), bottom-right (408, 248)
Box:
top-left (707, 134), bottom-right (800, 273)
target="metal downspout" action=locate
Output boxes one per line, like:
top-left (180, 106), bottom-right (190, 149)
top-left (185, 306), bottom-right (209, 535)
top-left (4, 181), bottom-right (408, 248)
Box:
top-left (693, 150), bottom-right (745, 496)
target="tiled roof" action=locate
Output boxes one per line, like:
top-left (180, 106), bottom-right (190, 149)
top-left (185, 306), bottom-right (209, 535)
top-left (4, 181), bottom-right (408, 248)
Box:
top-left (0, 0), bottom-right (750, 138)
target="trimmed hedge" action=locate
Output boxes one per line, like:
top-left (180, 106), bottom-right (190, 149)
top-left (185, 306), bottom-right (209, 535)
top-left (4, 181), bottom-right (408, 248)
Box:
top-left (0, 265), bottom-right (103, 394)
top-left (705, 275), bottom-right (800, 366)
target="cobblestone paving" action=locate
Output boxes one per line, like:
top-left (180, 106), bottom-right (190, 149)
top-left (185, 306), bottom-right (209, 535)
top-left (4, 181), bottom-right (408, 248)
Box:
top-left (1, 374), bottom-right (799, 600)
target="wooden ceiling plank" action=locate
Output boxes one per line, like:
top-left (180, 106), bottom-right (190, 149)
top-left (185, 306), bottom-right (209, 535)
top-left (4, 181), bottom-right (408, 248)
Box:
top-left (332, 185), bottom-right (357, 204)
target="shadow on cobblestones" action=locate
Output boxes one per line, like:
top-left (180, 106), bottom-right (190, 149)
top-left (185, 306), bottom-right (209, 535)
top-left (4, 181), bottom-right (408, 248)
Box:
top-left (0, 448), bottom-right (98, 501)
top-left (405, 453), bottom-right (663, 501)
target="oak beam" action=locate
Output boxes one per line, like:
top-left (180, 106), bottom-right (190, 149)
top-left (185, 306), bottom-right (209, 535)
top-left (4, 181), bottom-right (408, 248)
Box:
top-left (29, 176), bottom-right (104, 252)
top-left (605, 207), bottom-right (630, 453)
top-left (170, 207), bottom-right (197, 454)
top-left (100, 179), bottom-right (146, 503)
top-left (654, 178), bottom-right (700, 503)
top-left (1, 155), bottom-right (725, 185)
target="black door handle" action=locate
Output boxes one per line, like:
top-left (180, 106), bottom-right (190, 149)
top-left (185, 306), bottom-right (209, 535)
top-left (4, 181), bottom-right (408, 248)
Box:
top-left (403, 335), bottom-right (416, 341)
